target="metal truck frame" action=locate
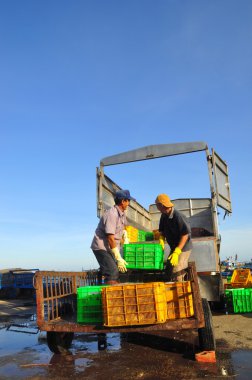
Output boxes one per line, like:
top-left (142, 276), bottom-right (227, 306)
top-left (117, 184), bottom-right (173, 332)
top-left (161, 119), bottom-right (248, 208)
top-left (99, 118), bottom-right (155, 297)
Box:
top-left (97, 141), bottom-right (232, 303)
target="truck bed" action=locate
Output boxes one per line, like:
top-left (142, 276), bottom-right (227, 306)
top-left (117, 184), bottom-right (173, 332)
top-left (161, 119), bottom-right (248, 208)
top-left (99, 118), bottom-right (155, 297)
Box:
top-left (34, 263), bottom-right (205, 334)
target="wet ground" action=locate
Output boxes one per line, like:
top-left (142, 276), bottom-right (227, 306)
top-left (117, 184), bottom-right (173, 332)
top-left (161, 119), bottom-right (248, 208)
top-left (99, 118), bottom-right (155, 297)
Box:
top-left (0, 299), bottom-right (252, 379)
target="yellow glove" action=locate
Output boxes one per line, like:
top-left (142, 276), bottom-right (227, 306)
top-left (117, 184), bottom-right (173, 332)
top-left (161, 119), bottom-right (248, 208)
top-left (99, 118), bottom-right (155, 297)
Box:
top-left (111, 247), bottom-right (128, 273)
top-left (168, 247), bottom-right (182, 266)
top-left (159, 235), bottom-right (165, 250)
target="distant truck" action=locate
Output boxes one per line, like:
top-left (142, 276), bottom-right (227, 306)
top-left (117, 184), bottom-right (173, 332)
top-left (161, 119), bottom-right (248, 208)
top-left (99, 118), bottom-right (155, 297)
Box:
top-left (97, 141), bottom-right (232, 303)
top-left (0, 268), bottom-right (38, 298)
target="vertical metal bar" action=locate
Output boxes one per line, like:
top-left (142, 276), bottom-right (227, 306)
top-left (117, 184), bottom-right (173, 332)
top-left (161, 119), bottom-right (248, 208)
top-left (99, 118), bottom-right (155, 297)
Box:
top-left (189, 262), bottom-right (204, 325)
top-left (73, 274), bottom-right (77, 294)
top-left (35, 273), bottom-right (44, 327)
top-left (97, 166), bottom-right (104, 218)
top-left (205, 148), bottom-right (219, 238)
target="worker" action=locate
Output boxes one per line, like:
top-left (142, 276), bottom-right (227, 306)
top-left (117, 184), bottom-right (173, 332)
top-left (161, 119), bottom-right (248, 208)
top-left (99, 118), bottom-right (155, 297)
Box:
top-left (91, 189), bottom-right (135, 285)
top-left (155, 194), bottom-right (192, 281)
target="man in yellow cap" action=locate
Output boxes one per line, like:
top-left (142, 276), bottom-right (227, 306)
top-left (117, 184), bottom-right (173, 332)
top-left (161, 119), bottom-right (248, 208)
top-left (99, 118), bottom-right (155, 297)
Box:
top-left (155, 194), bottom-right (192, 281)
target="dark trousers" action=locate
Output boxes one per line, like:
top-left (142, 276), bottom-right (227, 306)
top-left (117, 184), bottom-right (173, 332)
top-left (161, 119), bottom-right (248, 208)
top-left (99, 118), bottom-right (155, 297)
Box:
top-left (93, 249), bottom-right (119, 282)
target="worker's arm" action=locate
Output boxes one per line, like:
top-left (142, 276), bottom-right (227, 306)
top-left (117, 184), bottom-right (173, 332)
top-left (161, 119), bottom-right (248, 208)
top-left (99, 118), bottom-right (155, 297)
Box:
top-left (168, 234), bottom-right (189, 266)
top-left (177, 234), bottom-right (189, 251)
top-left (107, 234), bottom-right (117, 249)
top-left (107, 234), bottom-right (128, 272)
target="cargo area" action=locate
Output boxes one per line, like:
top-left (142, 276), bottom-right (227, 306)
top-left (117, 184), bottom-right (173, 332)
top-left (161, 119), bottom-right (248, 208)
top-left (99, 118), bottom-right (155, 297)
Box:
top-left (34, 262), bottom-right (205, 335)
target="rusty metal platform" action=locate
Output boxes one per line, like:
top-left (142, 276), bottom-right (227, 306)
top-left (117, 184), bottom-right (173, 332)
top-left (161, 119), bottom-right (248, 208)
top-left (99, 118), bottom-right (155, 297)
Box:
top-left (34, 262), bottom-right (204, 334)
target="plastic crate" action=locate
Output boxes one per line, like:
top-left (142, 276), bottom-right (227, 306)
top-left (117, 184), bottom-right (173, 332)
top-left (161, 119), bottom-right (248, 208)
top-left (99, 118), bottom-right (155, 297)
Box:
top-left (102, 282), bottom-right (167, 326)
top-left (124, 243), bottom-right (164, 270)
top-left (125, 226), bottom-right (138, 243)
top-left (225, 288), bottom-right (252, 313)
top-left (231, 269), bottom-right (251, 288)
top-left (137, 230), bottom-right (155, 242)
top-left (137, 230), bottom-right (146, 241)
top-left (145, 232), bottom-right (154, 241)
top-left (227, 275), bottom-right (232, 284)
top-left (165, 281), bottom-right (194, 319)
top-left (77, 285), bottom-right (106, 323)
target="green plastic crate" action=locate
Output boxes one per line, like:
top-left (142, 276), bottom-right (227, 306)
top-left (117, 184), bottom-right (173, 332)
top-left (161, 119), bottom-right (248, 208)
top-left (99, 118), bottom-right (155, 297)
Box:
top-left (225, 288), bottom-right (252, 313)
top-left (137, 230), bottom-right (146, 241)
top-left (137, 230), bottom-right (154, 242)
top-left (124, 243), bottom-right (164, 270)
top-left (145, 232), bottom-right (154, 241)
top-left (227, 275), bottom-right (232, 284)
top-left (77, 285), bottom-right (106, 323)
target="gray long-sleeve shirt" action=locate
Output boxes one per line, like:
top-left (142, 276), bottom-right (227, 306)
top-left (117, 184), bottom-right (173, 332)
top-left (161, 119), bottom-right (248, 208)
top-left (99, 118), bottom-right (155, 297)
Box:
top-left (91, 205), bottom-right (126, 251)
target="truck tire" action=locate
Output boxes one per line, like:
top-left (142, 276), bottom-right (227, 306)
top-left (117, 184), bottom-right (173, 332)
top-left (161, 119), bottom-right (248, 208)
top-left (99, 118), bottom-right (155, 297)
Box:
top-left (47, 331), bottom-right (74, 354)
top-left (198, 298), bottom-right (216, 351)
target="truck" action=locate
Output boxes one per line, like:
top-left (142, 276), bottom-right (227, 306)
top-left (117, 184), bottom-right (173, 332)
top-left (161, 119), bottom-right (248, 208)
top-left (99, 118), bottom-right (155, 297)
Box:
top-left (97, 141), bottom-right (232, 304)
top-left (34, 141), bottom-right (225, 354)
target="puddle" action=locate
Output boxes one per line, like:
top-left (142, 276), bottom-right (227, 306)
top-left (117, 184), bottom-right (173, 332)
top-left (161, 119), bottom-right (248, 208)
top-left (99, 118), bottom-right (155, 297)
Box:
top-left (0, 326), bottom-right (252, 379)
top-left (231, 350), bottom-right (252, 380)
top-left (0, 329), bottom-right (40, 356)
top-left (72, 333), bottom-right (121, 353)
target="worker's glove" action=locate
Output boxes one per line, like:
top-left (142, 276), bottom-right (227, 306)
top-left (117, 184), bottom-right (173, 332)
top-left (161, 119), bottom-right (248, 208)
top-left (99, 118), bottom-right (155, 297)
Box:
top-left (168, 247), bottom-right (182, 266)
top-left (159, 235), bottom-right (165, 250)
top-left (122, 229), bottom-right (130, 244)
top-left (111, 247), bottom-right (128, 273)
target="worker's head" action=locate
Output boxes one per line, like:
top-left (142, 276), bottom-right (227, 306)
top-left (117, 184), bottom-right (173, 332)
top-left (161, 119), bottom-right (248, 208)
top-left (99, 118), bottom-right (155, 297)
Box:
top-left (114, 189), bottom-right (135, 209)
top-left (155, 194), bottom-right (173, 214)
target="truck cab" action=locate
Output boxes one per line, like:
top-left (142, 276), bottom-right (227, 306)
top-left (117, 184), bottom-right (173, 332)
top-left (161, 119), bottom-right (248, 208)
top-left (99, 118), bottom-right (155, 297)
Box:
top-left (96, 141), bottom-right (232, 302)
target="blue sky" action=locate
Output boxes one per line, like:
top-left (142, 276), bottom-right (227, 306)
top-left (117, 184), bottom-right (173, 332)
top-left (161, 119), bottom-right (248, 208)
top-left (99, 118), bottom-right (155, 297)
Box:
top-left (1, 0), bottom-right (252, 270)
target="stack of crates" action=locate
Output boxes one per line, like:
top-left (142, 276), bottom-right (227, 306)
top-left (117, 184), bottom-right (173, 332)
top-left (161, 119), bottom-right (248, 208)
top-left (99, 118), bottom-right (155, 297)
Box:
top-left (76, 281), bottom-right (195, 326)
top-left (224, 268), bottom-right (252, 313)
top-left (101, 282), bottom-right (167, 326)
top-left (77, 285), bottom-right (106, 324)
top-left (124, 243), bottom-right (164, 270)
top-left (225, 288), bottom-right (252, 313)
top-left (165, 281), bottom-right (194, 319)
top-left (126, 226), bottom-right (156, 243)
top-left (230, 269), bottom-right (251, 288)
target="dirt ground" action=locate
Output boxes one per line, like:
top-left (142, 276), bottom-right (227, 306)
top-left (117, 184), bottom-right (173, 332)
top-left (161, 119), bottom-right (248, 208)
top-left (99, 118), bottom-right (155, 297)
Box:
top-left (1, 298), bottom-right (252, 380)
top-left (213, 312), bottom-right (252, 350)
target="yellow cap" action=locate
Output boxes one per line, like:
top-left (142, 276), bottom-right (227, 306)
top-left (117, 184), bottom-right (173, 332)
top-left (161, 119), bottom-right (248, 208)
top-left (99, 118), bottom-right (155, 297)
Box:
top-left (155, 194), bottom-right (174, 208)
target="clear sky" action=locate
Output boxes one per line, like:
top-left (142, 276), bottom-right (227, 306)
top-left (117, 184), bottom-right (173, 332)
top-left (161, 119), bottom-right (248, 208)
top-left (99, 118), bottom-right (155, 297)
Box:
top-left (1, 0), bottom-right (252, 271)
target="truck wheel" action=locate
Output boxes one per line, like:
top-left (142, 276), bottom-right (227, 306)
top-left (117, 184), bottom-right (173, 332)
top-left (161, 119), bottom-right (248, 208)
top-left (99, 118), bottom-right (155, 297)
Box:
top-left (198, 298), bottom-right (216, 351)
top-left (47, 331), bottom-right (74, 354)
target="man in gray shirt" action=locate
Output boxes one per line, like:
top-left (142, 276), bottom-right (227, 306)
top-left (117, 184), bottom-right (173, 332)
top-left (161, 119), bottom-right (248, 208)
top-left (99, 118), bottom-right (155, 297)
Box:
top-left (91, 189), bottom-right (135, 284)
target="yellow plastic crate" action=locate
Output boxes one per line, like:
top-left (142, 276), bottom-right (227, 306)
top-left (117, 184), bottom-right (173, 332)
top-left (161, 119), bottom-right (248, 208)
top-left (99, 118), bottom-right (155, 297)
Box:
top-left (102, 282), bottom-right (167, 327)
top-left (125, 226), bottom-right (138, 243)
top-left (165, 281), bottom-right (194, 319)
top-left (231, 269), bottom-right (251, 288)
